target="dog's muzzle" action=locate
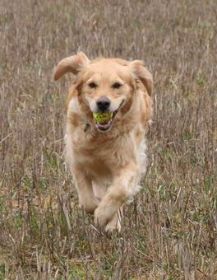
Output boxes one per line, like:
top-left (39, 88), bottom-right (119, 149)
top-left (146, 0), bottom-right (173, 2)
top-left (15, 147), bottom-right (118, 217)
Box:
top-left (93, 98), bottom-right (124, 132)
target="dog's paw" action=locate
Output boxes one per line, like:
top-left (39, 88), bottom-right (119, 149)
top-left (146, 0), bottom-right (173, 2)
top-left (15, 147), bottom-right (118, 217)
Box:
top-left (94, 205), bottom-right (115, 228)
top-left (105, 215), bottom-right (121, 232)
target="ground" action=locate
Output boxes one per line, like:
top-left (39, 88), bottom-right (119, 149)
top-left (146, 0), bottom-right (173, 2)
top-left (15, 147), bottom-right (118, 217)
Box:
top-left (0, 0), bottom-right (217, 279)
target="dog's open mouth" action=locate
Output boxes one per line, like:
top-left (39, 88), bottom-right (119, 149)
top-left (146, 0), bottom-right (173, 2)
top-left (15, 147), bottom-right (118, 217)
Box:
top-left (93, 100), bottom-right (124, 132)
top-left (93, 110), bottom-right (118, 132)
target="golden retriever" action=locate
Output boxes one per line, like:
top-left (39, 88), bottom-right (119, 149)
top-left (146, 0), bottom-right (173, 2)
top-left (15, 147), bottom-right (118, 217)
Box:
top-left (54, 52), bottom-right (153, 232)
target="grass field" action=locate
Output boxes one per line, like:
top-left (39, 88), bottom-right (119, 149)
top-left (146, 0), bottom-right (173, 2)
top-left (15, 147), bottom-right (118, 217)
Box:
top-left (0, 0), bottom-right (217, 279)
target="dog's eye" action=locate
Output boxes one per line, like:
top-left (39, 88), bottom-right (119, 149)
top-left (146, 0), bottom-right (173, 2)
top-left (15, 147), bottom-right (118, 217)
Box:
top-left (88, 82), bottom-right (97, 89)
top-left (112, 82), bottom-right (123, 89)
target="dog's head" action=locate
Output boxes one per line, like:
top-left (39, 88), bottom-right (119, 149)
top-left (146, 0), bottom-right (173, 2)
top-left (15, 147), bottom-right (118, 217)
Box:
top-left (54, 52), bottom-right (153, 132)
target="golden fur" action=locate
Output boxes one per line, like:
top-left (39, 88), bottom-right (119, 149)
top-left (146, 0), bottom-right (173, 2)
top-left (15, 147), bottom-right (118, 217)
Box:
top-left (54, 52), bottom-right (153, 231)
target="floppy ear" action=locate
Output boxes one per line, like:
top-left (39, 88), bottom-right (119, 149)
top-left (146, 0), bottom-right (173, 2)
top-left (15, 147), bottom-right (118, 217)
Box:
top-left (53, 52), bottom-right (90, 81)
top-left (130, 60), bottom-right (153, 96)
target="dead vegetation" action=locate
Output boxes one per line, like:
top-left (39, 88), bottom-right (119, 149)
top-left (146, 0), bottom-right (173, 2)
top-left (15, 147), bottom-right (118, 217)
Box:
top-left (0, 0), bottom-right (217, 279)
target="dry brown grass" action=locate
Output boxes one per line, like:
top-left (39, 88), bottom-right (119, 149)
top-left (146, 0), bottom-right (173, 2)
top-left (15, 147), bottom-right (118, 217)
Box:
top-left (0, 0), bottom-right (217, 279)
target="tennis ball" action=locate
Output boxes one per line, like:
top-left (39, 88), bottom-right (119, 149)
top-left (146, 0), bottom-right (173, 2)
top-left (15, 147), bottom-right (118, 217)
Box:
top-left (93, 112), bottom-right (113, 124)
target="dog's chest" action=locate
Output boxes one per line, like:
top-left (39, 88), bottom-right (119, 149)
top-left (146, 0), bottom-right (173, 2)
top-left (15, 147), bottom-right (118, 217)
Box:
top-left (80, 155), bottom-right (112, 179)
top-left (66, 124), bottom-right (147, 178)
top-left (73, 142), bottom-right (118, 177)
top-left (75, 133), bottom-right (142, 167)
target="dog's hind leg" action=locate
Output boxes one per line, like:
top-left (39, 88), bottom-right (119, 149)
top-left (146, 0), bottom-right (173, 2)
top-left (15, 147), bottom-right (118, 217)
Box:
top-left (92, 181), bottom-right (107, 202)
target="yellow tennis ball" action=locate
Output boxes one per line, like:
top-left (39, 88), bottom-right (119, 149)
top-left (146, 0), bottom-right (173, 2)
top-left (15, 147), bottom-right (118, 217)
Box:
top-left (93, 112), bottom-right (113, 124)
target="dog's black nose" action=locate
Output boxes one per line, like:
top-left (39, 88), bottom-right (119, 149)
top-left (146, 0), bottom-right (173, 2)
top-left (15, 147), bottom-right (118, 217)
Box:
top-left (96, 96), bottom-right (111, 112)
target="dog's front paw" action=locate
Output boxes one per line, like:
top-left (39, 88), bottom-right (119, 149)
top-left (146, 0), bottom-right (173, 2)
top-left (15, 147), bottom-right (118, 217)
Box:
top-left (105, 214), bottom-right (121, 232)
top-left (94, 205), bottom-right (115, 228)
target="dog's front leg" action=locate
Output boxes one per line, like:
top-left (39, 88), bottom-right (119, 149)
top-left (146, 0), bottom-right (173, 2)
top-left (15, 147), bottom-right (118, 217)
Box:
top-left (73, 166), bottom-right (99, 214)
top-left (94, 163), bottom-right (140, 230)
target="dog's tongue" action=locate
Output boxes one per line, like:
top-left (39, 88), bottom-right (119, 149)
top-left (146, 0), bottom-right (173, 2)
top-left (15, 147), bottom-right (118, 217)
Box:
top-left (93, 112), bottom-right (114, 131)
top-left (96, 120), bottom-right (112, 131)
